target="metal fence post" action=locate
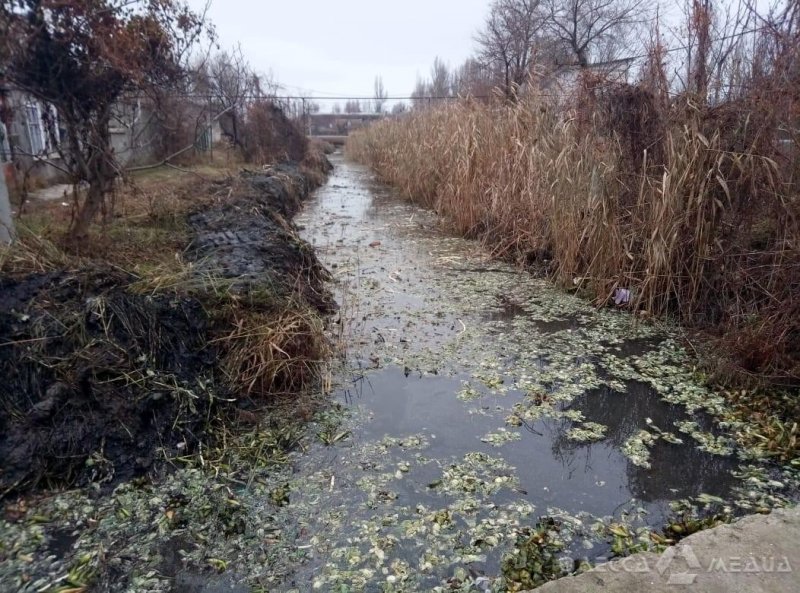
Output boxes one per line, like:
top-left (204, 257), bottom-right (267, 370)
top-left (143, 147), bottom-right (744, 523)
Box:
top-left (0, 169), bottom-right (14, 244)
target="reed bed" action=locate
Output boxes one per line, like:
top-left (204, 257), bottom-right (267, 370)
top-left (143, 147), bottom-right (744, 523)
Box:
top-left (347, 92), bottom-right (799, 386)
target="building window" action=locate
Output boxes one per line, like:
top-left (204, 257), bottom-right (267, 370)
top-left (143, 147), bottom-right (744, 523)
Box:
top-left (22, 102), bottom-right (62, 156)
top-left (25, 103), bottom-right (46, 155)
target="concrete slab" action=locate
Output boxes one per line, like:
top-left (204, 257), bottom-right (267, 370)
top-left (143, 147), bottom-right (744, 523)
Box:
top-left (29, 183), bottom-right (77, 202)
top-left (535, 507), bottom-right (799, 593)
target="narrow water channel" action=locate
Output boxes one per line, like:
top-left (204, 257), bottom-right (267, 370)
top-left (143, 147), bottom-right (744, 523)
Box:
top-left (271, 156), bottom-right (792, 591)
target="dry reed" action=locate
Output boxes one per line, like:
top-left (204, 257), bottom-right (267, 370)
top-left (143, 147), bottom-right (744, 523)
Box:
top-left (217, 306), bottom-right (329, 398)
top-left (347, 91), bottom-right (799, 386)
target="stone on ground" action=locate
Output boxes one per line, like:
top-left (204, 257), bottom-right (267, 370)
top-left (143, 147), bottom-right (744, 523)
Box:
top-left (536, 506), bottom-right (799, 593)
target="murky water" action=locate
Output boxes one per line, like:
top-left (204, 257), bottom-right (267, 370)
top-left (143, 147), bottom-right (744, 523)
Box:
top-left (3, 157), bottom-right (794, 593)
top-left (280, 156), bottom-right (786, 591)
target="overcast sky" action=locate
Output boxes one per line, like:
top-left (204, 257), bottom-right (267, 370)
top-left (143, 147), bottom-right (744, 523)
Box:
top-left (188, 0), bottom-right (491, 108)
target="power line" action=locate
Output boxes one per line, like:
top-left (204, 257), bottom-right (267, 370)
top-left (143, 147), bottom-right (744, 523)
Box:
top-left (275, 83), bottom-right (357, 99)
top-left (609, 24), bottom-right (771, 64)
top-left (268, 96), bottom-right (485, 101)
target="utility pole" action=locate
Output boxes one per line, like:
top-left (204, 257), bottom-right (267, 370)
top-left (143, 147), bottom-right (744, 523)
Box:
top-left (0, 169), bottom-right (14, 244)
top-left (301, 98), bottom-right (310, 136)
top-left (207, 94), bottom-right (213, 162)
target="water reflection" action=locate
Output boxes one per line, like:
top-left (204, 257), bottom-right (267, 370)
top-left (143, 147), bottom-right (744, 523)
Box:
top-left (551, 382), bottom-right (739, 502)
top-left (337, 368), bottom-right (739, 524)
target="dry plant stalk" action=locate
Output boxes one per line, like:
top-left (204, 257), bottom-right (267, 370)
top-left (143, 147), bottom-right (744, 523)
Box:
top-left (218, 307), bottom-right (329, 398)
top-left (347, 88), bottom-right (799, 386)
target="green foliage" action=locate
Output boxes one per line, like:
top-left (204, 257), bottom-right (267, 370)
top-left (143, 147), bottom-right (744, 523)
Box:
top-left (502, 519), bottom-right (567, 591)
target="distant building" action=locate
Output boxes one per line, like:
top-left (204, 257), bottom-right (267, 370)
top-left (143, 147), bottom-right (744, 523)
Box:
top-left (308, 113), bottom-right (384, 137)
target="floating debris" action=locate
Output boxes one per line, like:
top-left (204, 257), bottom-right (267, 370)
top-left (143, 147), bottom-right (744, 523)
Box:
top-left (567, 422), bottom-right (608, 443)
top-left (621, 430), bottom-right (659, 468)
top-left (481, 428), bottom-right (522, 447)
top-left (431, 453), bottom-right (518, 496)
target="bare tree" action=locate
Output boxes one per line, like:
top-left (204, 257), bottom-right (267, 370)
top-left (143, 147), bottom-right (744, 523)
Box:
top-left (411, 77), bottom-right (431, 108)
top-left (675, 0), bottom-right (754, 102)
top-left (374, 75), bottom-right (388, 114)
top-left (344, 99), bottom-right (362, 113)
top-left (544, 0), bottom-right (647, 67)
top-left (409, 59), bottom-right (453, 108)
top-left (452, 58), bottom-right (496, 97)
top-left (332, 102), bottom-right (342, 114)
top-left (204, 47), bottom-right (258, 148)
top-left (476, 0), bottom-right (547, 96)
top-left (2, 0), bottom-right (208, 240)
top-left (429, 57), bottom-right (453, 98)
top-left (638, 11), bottom-right (670, 104)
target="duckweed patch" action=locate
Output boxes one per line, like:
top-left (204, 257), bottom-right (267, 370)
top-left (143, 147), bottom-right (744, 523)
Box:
top-left (675, 420), bottom-right (735, 456)
top-left (431, 453), bottom-right (518, 496)
top-left (501, 519), bottom-right (567, 591)
top-left (566, 422), bottom-right (608, 443)
top-left (481, 429), bottom-right (522, 447)
top-left (621, 430), bottom-right (659, 468)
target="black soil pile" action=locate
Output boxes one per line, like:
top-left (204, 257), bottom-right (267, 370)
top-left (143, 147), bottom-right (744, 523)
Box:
top-left (0, 268), bottom-right (215, 494)
top-left (188, 164), bottom-right (334, 312)
top-left (0, 161), bottom-right (333, 497)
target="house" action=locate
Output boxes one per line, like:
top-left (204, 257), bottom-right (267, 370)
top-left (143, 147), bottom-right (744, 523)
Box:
top-left (0, 84), bottom-right (221, 191)
top-left (0, 87), bottom-right (66, 187)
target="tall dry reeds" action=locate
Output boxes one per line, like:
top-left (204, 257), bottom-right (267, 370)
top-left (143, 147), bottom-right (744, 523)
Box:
top-left (347, 89), bottom-right (799, 386)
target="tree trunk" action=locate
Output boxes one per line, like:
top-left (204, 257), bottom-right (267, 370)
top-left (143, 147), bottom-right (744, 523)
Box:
top-left (692, 0), bottom-right (712, 101)
top-left (70, 181), bottom-right (105, 241)
top-left (68, 109), bottom-right (115, 241)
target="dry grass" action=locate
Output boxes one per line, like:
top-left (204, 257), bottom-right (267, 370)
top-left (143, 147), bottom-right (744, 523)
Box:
top-left (4, 153), bottom-right (241, 276)
top-left (347, 92), bottom-right (799, 388)
top-left (217, 305), bottom-right (330, 398)
top-left (2, 148), bottom-right (333, 405)
top-left (0, 225), bottom-right (80, 274)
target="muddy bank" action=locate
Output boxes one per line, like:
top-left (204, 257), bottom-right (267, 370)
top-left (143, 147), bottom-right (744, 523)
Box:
top-left (0, 160), bottom-right (332, 498)
top-left (0, 267), bottom-right (215, 495)
top-left (188, 164), bottom-right (334, 311)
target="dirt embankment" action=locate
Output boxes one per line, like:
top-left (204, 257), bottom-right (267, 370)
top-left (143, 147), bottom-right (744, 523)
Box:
top-left (0, 159), bottom-right (333, 498)
top-left (188, 164), bottom-right (333, 310)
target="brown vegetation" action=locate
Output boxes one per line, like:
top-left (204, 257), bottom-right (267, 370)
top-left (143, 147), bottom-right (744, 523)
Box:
top-left (0, 139), bottom-right (333, 495)
top-left (219, 307), bottom-right (328, 398)
top-left (241, 101), bottom-right (309, 165)
top-left (347, 21), bottom-right (800, 389)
